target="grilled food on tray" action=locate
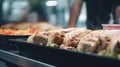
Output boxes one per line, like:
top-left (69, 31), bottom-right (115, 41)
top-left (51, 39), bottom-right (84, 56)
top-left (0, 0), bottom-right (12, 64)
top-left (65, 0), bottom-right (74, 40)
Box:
top-left (0, 28), bottom-right (41, 35)
top-left (63, 29), bottom-right (92, 48)
top-left (27, 28), bottom-right (120, 59)
top-left (0, 22), bottom-right (62, 36)
top-left (27, 31), bottom-right (53, 45)
top-left (27, 28), bottom-right (79, 46)
top-left (47, 28), bottom-right (82, 47)
top-left (77, 30), bottom-right (120, 58)
top-left (1, 22), bottom-right (62, 31)
top-left (58, 29), bottom-right (92, 50)
top-left (77, 30), bottom-right (120, 52)
top-left (27, 28), bottom-right (92, 49)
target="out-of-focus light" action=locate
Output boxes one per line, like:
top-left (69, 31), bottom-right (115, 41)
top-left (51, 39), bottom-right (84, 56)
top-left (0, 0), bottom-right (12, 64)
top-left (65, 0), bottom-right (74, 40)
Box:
top-left (45, 1), bottom-right (57, 6)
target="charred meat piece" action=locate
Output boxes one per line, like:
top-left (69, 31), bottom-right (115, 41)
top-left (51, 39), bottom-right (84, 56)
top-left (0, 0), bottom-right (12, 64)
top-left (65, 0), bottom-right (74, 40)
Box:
top-left (64, 30), bottom-right (92, 48)
top-left (109, 35), bottom-right (120, 55)
top-left (77, 37), bottom-right (99, 53)
top-left (47, 28), bottom-right (81, 47)
top-left (27, 31), bottom-right (52, 45)
top-left (115, 41), bottom-right (120, 54)
top-left (95, 36), bottom-right (112, 53)
top-left (77, 30), bottom-right (120, 54)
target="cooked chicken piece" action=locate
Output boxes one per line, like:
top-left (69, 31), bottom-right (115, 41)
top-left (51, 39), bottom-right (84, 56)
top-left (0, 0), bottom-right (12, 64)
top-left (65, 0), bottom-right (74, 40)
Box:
top-left (64, 29), bottom-right (92, 48)
top-left (27, 31), bottom-right (52, 45)
top-left (108, 34), bottom-right (120, 55)
top-left (47, 28), bottom-right (81, 47)
top-left (27, 28), bottom-right (78, 46)
top-left (77, 30), bottom-right (120, 54)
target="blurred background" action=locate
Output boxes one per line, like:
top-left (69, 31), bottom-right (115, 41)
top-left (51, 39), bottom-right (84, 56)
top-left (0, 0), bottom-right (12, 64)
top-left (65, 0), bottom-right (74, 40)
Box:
top-left (1, 0), bottom-right (87, 28)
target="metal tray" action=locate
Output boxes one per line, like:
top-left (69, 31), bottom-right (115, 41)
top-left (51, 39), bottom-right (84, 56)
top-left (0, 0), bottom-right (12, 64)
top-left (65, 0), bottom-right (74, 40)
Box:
top-left (3, 40), bottom-right (120, 67)
top-left (0, 35), bottom-right (30, 39)
top-left (0, 35), bottom-right (29, 45)
top-left (0, 49), bottom-right (54, 67)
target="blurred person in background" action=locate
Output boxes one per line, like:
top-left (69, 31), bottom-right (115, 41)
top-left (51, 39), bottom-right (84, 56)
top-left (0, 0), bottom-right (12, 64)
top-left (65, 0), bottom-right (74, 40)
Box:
top-left (29, 0), bottom-right (47, 22)
top-left (2, 0), bottom-right (47, 23)
top-left (0, 0), bottom-right (3, 25)
top-left (2, 0), bottom-right (30, 23)
top-left (68, 0), bottom-right (120, 30)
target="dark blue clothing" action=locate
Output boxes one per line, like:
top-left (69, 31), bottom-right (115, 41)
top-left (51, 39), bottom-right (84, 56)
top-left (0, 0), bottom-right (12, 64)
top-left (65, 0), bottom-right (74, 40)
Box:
top-left (84, 0), bottom-right (120, 29)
